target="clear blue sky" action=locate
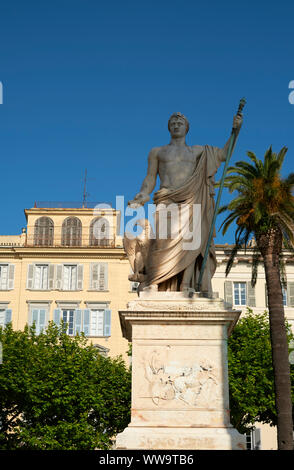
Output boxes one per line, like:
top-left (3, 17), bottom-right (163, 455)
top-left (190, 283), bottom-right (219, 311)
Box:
top-left (0, 0), bottom-right (293, 243)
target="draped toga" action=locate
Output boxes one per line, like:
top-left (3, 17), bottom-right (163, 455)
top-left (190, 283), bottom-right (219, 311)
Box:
top-left (144, 145), bottom-right (226, 291)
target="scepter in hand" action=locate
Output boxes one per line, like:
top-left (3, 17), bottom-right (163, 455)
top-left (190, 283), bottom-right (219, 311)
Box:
top-left (196, 98), bottom-right (246, 292)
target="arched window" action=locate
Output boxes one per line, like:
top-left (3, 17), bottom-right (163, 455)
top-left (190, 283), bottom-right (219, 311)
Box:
top-left (61, 217), bottom-right (82, 246)
top-left (34, 217), bottom-right (54, 246)
top-left (89, 217), bottom-right (110, 246)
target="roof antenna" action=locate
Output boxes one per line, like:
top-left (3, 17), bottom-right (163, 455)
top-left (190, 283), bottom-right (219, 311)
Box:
top-left (82, 169), bottom-right (88, 208)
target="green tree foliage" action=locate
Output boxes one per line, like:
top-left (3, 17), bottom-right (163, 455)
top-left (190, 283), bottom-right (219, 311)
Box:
top-left (0, 322), bottom-right (131, 450)
top-left (228, 309), bottom-right (294, 434)
top-left (219, 147), bottom-right (294, 449)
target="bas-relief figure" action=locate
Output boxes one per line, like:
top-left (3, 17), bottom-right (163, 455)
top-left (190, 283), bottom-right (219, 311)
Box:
top-left (124, 112), bottom-right (243, 293)
top-left (143, 351), bottom-right (219, 408)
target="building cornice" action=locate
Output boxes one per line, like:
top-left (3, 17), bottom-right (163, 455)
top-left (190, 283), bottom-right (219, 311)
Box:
top-left (0, 246), bottom-right (128, 260)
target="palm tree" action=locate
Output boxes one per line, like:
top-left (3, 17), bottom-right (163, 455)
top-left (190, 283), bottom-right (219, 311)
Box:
top-left (219, 146), bottom-right (294, 450)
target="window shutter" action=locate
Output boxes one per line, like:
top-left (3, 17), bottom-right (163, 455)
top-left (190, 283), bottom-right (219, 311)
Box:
top-left (98, 263), bottom-right (108, 291)
top-left (265, 283), bottom-right (268, 307)
top-left (91, 263), bottom-right (99, 290)
top-left (39, 309), bottom-right (47, 334)
top-left (55, 264), bottom-right (63, 290)
top-left (224, 281), bottom-right (233, 306)
top-left (83, 309), bottom-right (90, 336)
top-left (77, 264), bottom-right (83, 290)
top-left (48, 264), bottom-right (55, 290)
top-left (254, 428), bottom-right (261, 450)
top-left (27, 264), bottom-right (35, 289)
top-left (53, 308), bottom-right (61, 326)
top-left (8, 264), bottom-right (15, 290)
top-left (104, 309), bottom-right (111, 337)
top-left (287, 282), bottom-right (294, 307)
top-left (30, 308), bottom-right (39, 333)
top-left (4, 309), bottom-right (12, 325)
top-left (75, 309), bottom-right (82, 335)
top-left (247, 282), bottom-right (256, 307)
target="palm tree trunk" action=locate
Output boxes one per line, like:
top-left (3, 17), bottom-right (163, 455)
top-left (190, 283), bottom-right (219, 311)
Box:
top-left (262, 247), bottom-right (293, 450)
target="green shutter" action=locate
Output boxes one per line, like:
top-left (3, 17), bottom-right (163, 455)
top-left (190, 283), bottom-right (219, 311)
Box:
top-left (90, 263), bottom-right (99, 290)
top-left (27, 264), bottom-right (35, 289)
top-left (83, 309), bottom-right (90, 336)
top-left (98, 263), bottom-right (108, 291)
top-left (31, 308), bottom-right (39, 325)
top-left (5, 309), bottom-right (12, 325)
top-left (287, 282), bottom-right (294, 307)
top-left (77, 265), bottom-right (83, 290)
top-left (247, 282), bottom-right (256, 307)
top-left (224, 281), bottom-right (233, 306)
top-left (48, 264), bottom-right (55, 290)
top-left (104, 309), bottom-right (111, 337)
top-left (75, 309), bottom-right (82, 335)
top-left (55, 265), bottom-right (63, 290)
top-left (53, 308), bottom-right (61, 326)
top-left (39, 309), bottom-right (46, 334)
top-left (8, 265), bottom-right (15, 290)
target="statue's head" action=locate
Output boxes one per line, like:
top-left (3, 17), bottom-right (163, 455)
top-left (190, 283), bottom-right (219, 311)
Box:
top-left (168, 112), bottom-right (190, 136)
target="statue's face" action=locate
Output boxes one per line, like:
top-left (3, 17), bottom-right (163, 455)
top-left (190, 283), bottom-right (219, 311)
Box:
top-left (169, 118), bottom-right (187, 138)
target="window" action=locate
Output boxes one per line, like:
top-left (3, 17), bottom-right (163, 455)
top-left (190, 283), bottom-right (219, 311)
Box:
top-left (87, 307), bottom-right (111, 337)
top-left (54, 264), bottom-right (83, 291)
top-left (61, 217), bottom-right (82, 246)
top-left (90, 309), bottom-right (105, 336)
top-left (131, 281), bottom-right (139, 293)
top-left (89, 217), bottom-right (111, 246)
top-left (0, 309), bottom-right (12, 328)
top-left (90, 263), bottom-right (108, 290)
top-left (234, 282), bottom-right (247, 306)
top-left (234, 282), bottom-right (246, 306)
top-left (282, 286), bottom-right (287, 306)
top-left (129, 267), bottom-right (139, 292)
top-left (63, 265), bottom-right (78, 291)
top-left (225, 281), bottom-right (256, 307)
top-left (29, 307), bottom-right (48, 335)
top-left (265, 283), bottom-right (294, 308)
top-left (53, 306), bottom-right (111, 337)
top-left (34, 217), bottom-right (54, 246)
top-left (0, 265), bottom-right (8, 290)
top-left (62, 309), bottom-right (75, 335)
top-left (246, 428), bottom-right (261, 450)
top-left (0, 264), bottom-right (15, 290)
top-left (27, 264), bottom-right (54, 290)
top-left (34, 265), bottom-right (48, 290)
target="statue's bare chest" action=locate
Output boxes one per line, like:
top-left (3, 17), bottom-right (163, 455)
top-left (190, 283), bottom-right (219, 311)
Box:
top-left (158, 145), bottom-right (196, 164)
top-left (157, 145), bottom-right (203, 188)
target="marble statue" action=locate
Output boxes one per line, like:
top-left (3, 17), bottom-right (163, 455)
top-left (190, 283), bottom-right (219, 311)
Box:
top-left (124, 111), bottom-right (243, 293)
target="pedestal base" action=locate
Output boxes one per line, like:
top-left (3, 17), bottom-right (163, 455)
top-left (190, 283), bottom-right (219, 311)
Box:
top-left (116, 426), bottom-right (246, 450)
top-left (116, 292), bottom-right (246, 451)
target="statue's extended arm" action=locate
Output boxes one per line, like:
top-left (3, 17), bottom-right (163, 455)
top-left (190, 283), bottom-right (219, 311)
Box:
top-left (128, 148), bottom-right (159, 208)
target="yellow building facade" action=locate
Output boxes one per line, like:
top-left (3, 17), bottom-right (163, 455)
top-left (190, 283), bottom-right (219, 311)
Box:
top-left (1, 204), bottom-right (294, 449)
top-left (0, 206), bottom-right (137, 359)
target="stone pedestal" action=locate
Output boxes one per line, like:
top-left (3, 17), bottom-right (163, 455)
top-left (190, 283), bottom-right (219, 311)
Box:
top-left (115, 291), bottom-right (246, 450)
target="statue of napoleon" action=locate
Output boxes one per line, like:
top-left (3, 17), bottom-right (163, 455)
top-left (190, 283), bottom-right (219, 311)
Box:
top-left (124, 111), bottom-right (243, 294)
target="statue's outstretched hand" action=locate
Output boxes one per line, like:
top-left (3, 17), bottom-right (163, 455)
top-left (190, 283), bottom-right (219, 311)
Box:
top-left (232, 113), bottom-right (243, 131)
top-left (128, 192), bottom-right (150, 208)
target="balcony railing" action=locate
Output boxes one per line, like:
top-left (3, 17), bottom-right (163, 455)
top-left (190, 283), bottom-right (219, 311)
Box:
top-left (33, 201), bottom-right (112, 209)
top-left (25, 236), bottom-right (116, 248)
